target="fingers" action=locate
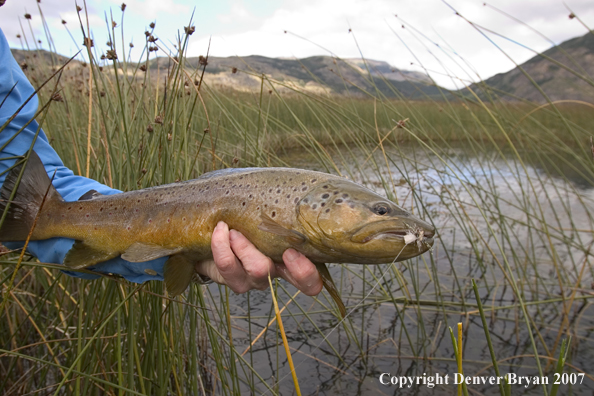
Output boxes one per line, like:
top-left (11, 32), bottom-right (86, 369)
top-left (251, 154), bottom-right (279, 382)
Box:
top-left (209, 222), bottom-right (251, 293)
top-left (228, 229), bottom-right (275, 291)
top-left (281, 249), bottom-right (323, 296)
top-left (196, 221), bottom-right (322, 296)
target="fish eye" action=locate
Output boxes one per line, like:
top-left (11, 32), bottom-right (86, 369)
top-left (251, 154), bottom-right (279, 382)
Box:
top-left (373, 204), bottom-right (390, 216)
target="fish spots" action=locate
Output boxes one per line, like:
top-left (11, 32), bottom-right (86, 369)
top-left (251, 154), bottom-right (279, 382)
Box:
top-left (311, 178), bottom-right (317, 183)
top-left (249, 194), bottom-right (253, 199)
top-left (275, 199), bottom-right (279, 204)
top-left (322, 193), bottom-right (330, 199)
top-left (167, 218), bottom-right (171, 223)
top-left (333, 191), bottom-right (339, 195)
top-left (67, 206), bottom-right (72, 210)
top-left (321, 203), bottom-right (326, 207)
top-left (325, 208), bottom-right (330, 213)
top-left (226, 190), bottom-right (230, 195)
top-left (100, 208), bottom-right (103, 212)
top-left (286, 194), bottom-right (291, 199)
top-left (350, 204), bottom-right (355, 209)
top-left (109, 212), bottom-right (113, 216)
top-left (269, 188), bottom-right (273, 193)
top-left (294, 197), bottom-right (299, 204)
top-left (242, 202), bottom-right (246, 206)
top-left (303, 198), bottom-right (309, 203)
top-left (312, 204), bottom-right (317, 209)
top-left (271, 211), bottom-right (276, 218)
top-left (137, 199), bottom-right (141, 203)
top-left (302, 187), bottom-right (307, 191)
top-left (335, 199), bottom-right (343, 203)
top-left (127, 226), bottom-right (131, 231)
top-left (135, 208), bottom-right (139, 212)
top-left (183, 217), bottom-right (186, 221)
top-left (239, 176), bottom-right (243, 180)
top-left (323, 185), bottom-right (328, 189)
top-left (79, 206), bottom-right (83, 210)
top-left (86, 214), bottom-right (90, 218)
top-left (148, 219), bottom-right (152, 223)
top-left (276, 189), bottom-right (281, 194)
top-left (342, 193), bottom-right (349, 198)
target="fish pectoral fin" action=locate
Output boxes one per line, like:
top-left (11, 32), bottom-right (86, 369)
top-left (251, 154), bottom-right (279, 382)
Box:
top-left (258, 211), bottom-right (307, 245)
top-left (78, 189), bottom-right (103, 201)
top-left (121, 242), bottom-right (182, 262)
top-left (164, 254), bottom-right (195, 296)
top-left (64, 241), bottom-right (119, 269)
top-left (315, 263), bottom-right (346, 318)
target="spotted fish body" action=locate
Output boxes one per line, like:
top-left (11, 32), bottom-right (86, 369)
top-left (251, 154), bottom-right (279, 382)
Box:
top-left (0, 152), bottom-right (435, 315)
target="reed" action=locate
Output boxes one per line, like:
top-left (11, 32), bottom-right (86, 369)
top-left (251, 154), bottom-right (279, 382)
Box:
top-left (1, 2), bottom-right (593, 395)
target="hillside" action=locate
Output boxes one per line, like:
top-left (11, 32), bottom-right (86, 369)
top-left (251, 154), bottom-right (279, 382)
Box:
top-left (470, 31), bottom-right (594, 102)
top-left (149, 55), bottom-right (445, 99)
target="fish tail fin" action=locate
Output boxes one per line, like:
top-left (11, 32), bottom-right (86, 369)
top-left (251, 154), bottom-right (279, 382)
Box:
top-left (0, 151), bottom-right (62, 241)
top-left (316, 263), bottom-right (346, 318)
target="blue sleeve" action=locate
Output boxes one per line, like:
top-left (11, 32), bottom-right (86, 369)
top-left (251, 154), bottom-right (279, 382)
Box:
top-left (0, 28), bottom-right (165, 283)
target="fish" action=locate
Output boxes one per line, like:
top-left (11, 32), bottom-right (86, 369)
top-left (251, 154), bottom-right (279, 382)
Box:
top-left (0, 151), bottom-right (435, 316)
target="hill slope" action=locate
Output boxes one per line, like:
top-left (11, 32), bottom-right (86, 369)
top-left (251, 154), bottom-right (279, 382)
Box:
top-left (150, 55), bottom-right (445, 99)
top-left (471, 31), bottom-right (594, 102)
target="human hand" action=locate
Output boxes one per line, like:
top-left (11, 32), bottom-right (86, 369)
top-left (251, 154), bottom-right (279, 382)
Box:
top-left (194, 221), bottom-right (323, 295)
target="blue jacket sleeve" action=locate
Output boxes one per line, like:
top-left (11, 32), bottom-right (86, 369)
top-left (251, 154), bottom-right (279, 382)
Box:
top-left (0, 28), bottom-right (165, 283)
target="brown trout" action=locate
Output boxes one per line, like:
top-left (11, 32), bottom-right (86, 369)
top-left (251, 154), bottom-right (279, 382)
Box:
top-left (0, 152), bottom-right (435, 316)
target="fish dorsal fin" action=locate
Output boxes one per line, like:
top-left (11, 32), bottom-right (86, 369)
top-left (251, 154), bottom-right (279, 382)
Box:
top-left (64, 241), bottom-right (119, 269)
top-left (316, 263), bottom-right (346, 318)
top-left (78, 189), bottom-right (102, 201)
top-left (258, 211), bottom-right (307, 245)
top-left (164, 254), bottom-right (195, 296)
top-left (121, 242), bottom-right (182, 263)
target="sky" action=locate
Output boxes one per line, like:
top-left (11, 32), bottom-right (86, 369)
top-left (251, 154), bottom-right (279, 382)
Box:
top-left (1, 0), bottom-right (593, 89)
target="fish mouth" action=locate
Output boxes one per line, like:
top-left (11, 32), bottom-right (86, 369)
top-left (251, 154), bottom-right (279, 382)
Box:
top-left (351, 221), bottom-right (435, 244)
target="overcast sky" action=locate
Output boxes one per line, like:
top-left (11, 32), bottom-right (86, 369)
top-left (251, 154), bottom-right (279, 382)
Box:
top-left (1, 0), bottom-right (593, 89)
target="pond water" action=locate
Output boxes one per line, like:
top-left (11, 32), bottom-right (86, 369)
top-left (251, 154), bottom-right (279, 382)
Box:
top-left (202, 142), bottom-right (594, 395)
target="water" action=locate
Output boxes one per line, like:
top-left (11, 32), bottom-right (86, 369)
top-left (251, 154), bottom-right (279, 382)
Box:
top-left (203, 142), bottom-right (594, 395)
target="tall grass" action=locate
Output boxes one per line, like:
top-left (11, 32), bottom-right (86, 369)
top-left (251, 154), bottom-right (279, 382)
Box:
top-left (1, 3), bottom-right (594, 395)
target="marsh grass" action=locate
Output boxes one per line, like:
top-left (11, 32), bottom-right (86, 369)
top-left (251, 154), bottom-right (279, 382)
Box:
top-left (1, 3), bottom-right (594, 395)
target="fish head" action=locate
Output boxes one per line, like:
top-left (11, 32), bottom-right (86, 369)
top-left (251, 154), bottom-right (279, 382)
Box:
top-left (297, 179), bottom-right (435, 263)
